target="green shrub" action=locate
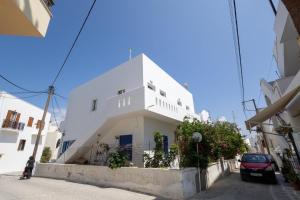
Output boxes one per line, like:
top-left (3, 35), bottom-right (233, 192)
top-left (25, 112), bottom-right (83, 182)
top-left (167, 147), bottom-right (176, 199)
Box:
top-left (108, 149), bottom-right (128, 169)
top-left (40, 147), bottom-right (52, 163)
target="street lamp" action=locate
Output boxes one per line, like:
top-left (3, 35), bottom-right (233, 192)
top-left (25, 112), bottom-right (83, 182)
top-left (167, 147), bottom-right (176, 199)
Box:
top-left (192, 132), bottom-right (202, 192)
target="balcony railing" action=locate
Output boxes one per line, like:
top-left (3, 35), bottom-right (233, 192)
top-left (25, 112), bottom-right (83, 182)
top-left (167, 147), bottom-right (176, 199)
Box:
top-left (2, 120), bottom-right (25, 131)
top-left (43, 0), bottom-right (55, 8)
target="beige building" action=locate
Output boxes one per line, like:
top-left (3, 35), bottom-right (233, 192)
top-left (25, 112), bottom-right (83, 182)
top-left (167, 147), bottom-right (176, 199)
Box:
top-left (0, 0), bottom-right (54, 37)
top-left (246, 1), bottom-right (300, 167)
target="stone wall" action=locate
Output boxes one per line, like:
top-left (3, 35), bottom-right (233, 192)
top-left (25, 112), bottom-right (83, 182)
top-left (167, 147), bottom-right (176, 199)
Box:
top-left (34, 159), bottom-right (238, 199)
top-left (202, 159), bottom-right (237, 189)
top-left (34, 164), bottom-right (197, 200)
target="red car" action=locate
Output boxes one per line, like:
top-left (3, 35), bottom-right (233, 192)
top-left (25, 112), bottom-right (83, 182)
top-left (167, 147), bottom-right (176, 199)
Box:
top-left (239, 153), bottom-right (277, 184)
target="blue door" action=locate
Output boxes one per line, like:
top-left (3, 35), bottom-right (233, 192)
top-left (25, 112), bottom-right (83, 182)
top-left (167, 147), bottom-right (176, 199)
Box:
top-left (163, 135), bottom-right (168, 155)
top-left (119, 135), bottom-right (133, 161)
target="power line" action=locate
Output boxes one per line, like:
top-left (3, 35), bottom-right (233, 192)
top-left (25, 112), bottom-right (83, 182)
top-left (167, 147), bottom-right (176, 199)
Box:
top-left (0, 92), bottom-right (45, 100)
top-left (51, 0), bottom-right (97, 86)
top-left (232, 0), bottom-right (245, 104)
top-left (53, 95), bottom-right (65, 118)
top-left (51, 98), bottom-right (62, 132)
top-left (54, 93), bottom-right (67, 100)
top-left (228, 0), bottom-right (246, 106)
top-left (0, 73), bottom-right (46, 93)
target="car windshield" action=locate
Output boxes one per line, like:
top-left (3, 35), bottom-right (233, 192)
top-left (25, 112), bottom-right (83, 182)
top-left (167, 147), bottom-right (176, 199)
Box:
top-left (242, 154), bottom-right (268, 163)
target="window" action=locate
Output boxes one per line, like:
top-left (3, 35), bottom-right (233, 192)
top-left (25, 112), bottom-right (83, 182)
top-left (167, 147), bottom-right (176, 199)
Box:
top-left (160, 90), bottom-right (166, 97)
top-left (177, 99), bottom-right (182, 106)
top-left (18, 123), bottom-right (25, 131)
top-left (17, 139), bottom-right (26, 151)
top-left (147, 82), bottom-right (156, 91)
top-left (2, 110), bottom-right (20, 129)
top-left (36, 120), bottom-right (43, 129)
top-left (91, 99), bottom-right (98, 111)
top-left (186, 106), bottom-right (190, 111)
top-left (117, 89), bottom-right (126, 95)
top-left (27, 117), bottom-right (34, 127)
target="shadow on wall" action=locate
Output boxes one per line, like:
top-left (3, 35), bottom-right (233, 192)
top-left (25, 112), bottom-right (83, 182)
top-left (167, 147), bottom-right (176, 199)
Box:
top-left (22, 0), bottom-right (41, 30)
top-left (31, 135), bottom-right (42, 145)
top-left (0, 132), bottom-right (18, 143)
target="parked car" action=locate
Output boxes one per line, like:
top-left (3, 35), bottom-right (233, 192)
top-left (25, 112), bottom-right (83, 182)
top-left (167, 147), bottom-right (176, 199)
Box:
top-left (239, 153), bottom-right (277, 184)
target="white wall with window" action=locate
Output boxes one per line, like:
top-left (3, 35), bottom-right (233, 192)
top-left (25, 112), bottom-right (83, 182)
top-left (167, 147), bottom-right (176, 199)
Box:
top-left (0, 92), bottom-right (51, 174)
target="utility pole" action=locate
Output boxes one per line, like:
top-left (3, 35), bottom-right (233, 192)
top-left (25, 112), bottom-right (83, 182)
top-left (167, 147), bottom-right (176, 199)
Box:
top-left (32, 85), bottom-right (55, 160)
top-left (251, 99), bottom-right (271, 154)
top-left (232, 110), bottom-right (236, 124)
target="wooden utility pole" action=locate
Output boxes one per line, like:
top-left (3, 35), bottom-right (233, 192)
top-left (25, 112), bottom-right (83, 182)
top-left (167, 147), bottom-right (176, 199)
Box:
top-left (251, 99), bottom-right (271, 154)
top-left (32, 85), bottom-right (55, 160)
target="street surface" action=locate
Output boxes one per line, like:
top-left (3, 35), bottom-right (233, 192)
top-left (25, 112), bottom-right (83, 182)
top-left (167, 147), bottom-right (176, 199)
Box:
top-left (0, 171), bottom-right (299, 200)
top-left (192, 171), bottom-right (300, 200)
top-left (0, 173), bottom-right (162, 200)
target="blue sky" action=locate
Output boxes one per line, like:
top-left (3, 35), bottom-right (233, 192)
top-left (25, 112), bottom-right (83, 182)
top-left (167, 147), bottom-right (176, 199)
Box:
top-left (0, 0), bottom-right (279, 134)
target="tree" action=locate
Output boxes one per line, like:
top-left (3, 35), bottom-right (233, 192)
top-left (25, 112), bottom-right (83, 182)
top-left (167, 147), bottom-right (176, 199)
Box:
top-left (40, 147), bottom-right (52, 163)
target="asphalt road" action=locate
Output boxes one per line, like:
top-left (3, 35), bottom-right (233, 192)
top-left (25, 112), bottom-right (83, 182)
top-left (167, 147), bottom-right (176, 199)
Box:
top-left (0, 173), bottom-right (162, 200)
top-left (0, 171), bottom-right (299, 200)
top-left (192, 171), bottom-right (300, 200)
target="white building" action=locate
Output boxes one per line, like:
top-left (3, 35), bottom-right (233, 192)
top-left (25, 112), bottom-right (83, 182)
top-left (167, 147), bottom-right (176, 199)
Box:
top-left (0, 92), bottom-right (51, 174)
top-left (44, 122), bottom-right (62, 161)
top-left (246, 1), bottom-right (300, 164)
top-left (58, 54), bottom-right (200, 167)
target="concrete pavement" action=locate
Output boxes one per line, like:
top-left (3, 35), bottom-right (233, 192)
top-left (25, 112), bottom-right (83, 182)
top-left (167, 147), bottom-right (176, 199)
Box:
top-left (0, 171), bottom-right (299, 200)
top-left (192, 171), bottom-right (300, 200)
top-left (0, 173), bottom-right (163, 200)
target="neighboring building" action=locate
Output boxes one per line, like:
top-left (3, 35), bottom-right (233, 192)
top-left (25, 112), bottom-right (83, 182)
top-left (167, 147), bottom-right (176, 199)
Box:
top-left (44, 122), bottom-right (62, 161)
top-left (58, 54), bottom-right (200, 167)
top-left (0, 92), bottom-right (51, 174)
top-left (0, 0), bottom-right (54, 37)
top-left (246, 1), bottom-right (300, 167)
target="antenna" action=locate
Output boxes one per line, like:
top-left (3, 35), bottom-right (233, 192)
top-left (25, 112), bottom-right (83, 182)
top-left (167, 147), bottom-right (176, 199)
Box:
top-left (129, 48), bottom-right (132, 60)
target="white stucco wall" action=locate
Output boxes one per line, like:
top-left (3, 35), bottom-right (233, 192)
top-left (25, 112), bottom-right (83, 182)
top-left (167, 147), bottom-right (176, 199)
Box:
top-left (45, 123), bottom-right (62, 160)
top-left (0, 92), bottom-right (51, 173)
top-left (143, 116), bottom-right (176, 151)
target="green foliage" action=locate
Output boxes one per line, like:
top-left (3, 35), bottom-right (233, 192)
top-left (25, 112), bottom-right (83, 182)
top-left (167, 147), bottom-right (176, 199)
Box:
top-left (107, 149), bottom-right (128, 169)
top-left (282, 155), bottom-right (300, 184)
top-left (143, 132), bottom-right (178, 168)
top-left (175, 118), bottom-right (248, 169)
top-left (40, 147), bottom-right (52, 163)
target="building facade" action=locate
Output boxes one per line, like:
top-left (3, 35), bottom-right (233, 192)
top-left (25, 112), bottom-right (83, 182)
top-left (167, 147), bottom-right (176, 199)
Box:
top-left (0, 92), bottom-right (51, 173)
top-left (0, 0), bottom-right (54, 37)
top-left (247, 1), bottom-right (300, 167)
top-left (58, 54), bottom-right (200, 167)
top-left (44, 122), bottom-right (62, 161)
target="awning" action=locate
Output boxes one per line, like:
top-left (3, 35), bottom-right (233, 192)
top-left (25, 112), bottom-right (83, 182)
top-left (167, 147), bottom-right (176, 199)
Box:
top-left (245, 86), bottom-right (300, 130)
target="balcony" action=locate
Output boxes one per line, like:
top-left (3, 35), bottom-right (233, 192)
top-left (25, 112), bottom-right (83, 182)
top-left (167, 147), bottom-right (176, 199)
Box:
top-left (1, 119), bottom-right (24, 134)
top-left (0, 0), bottom-right (53, 37)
